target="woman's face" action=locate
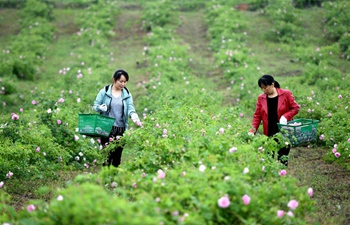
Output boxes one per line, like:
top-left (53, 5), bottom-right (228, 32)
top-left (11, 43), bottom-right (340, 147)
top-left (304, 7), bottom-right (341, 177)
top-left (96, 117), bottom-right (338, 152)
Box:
top-left (260, 83), bottom-right (274, 95)
top-left (114, 75), bottom-right (127, 90)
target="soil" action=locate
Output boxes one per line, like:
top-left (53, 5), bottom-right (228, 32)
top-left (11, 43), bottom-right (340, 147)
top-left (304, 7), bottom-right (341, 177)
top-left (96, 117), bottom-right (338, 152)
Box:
top-left (289, 147), bottom-right (350, 225)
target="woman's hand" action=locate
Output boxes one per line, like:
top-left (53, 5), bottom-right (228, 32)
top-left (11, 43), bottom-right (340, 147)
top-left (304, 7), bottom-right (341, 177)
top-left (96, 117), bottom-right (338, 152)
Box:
top-left (131, 113), bottom-right (142, 127)
top-left (99, 104), bottom-right (107, 112)
top-left (279, 116), bottom-right (287, 124)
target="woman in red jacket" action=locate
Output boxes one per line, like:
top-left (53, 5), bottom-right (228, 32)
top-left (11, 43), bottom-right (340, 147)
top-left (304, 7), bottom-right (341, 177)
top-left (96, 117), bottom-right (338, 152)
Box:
top-left (251, 75), bottom-right (300, 166)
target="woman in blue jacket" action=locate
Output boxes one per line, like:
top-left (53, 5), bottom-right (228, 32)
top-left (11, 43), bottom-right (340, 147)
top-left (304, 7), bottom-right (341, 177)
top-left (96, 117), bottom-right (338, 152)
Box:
top-left (93, 69), bottom-right (141, 167)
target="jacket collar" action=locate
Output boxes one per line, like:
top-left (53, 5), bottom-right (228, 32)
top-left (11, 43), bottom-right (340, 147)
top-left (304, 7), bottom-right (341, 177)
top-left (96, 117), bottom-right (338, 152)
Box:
top-left (106, 85), bottom-right (130, 99)
top-left (260, 88), bottom-right (285, 113)
top-left (122, 87), bottom-right (131, 99)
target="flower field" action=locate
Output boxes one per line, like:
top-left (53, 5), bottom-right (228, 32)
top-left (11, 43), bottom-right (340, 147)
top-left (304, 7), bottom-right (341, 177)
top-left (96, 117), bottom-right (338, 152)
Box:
top-left (0, 0), bottom-right (349, 224)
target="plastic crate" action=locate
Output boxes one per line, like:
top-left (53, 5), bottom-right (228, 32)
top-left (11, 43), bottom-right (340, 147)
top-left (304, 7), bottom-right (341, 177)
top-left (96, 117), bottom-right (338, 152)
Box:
top-left (78, 114), bottom-right (115, 138)
top-left (277, 119), bottom-right (319, 146)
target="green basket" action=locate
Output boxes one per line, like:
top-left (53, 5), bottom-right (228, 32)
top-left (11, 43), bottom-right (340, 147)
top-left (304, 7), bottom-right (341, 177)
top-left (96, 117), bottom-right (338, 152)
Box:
top-left (78, 114), bottom-right (115, 138)
top-left (277, 118), bottom-right (319, 146)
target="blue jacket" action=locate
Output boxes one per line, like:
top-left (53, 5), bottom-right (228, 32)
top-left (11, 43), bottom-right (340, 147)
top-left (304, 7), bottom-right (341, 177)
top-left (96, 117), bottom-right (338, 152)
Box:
top-left (93, 85), bottom-right (136, 130)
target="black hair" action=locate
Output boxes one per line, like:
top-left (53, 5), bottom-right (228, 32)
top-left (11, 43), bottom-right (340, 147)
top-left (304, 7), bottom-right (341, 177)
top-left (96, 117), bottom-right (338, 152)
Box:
top-left (113, 69), bottom-right (129, 81)
top-left (258, 74), bottom-right (280, 88)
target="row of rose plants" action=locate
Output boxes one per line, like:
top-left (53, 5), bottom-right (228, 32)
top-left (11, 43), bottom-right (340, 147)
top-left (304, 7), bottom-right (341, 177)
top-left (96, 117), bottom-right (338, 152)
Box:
top-left (0, 0), bottom-right (121, 178)
top-left (203, 1), bottom-right (350, 168)
top-left (0, 0), bottom-right (96, 9)
top-left (0, 0), bottom-right (56, 116)
top-left (322, 0), bottom-right (350, 59)
top-left (0, 0), bottom-right (55, 83)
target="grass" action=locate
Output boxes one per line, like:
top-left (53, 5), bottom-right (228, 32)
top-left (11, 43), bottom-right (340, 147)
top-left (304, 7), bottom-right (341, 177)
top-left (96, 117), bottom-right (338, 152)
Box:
top-left (41, 9), bottom-right (82, 76)
top-left (243, 11), bottom-right (306, 78)
top-left (107, 10), bottom-right (149, 84)
top-left (1, 3), bottom-right (350, 224)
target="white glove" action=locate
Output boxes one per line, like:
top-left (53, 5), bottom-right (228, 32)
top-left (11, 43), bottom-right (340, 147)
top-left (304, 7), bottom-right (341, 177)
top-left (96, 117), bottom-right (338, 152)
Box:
top-left (131, 113), bottom-right (142, 126)
top-left (131, 113), bottom-right (140, 123)
top-left (279, 116), bottom-right (287, 125)
top-left (99, 104), bottom-right (107, 112)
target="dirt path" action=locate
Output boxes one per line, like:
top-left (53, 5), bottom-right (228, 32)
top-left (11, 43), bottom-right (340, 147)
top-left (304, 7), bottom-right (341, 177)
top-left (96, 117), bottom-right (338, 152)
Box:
top-left (110, 8), bottom-right (149, 84)
top-left (175, 10), bottom-right (236, 105)
top-left (289, 147), bottom-right (350, 225)
top-left (175, 11), bottom-right (220, 82)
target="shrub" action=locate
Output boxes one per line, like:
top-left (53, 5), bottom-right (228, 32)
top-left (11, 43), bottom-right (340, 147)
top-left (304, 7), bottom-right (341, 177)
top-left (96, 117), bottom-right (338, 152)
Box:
top-left (20, 0), bottom-right (54, 25)
top-left (0, 77), bottom-right (16, 95)
top-left (339, 33), bottom-right (350, 59)
top-left (293, 0), bottom-right (325, 8)
top-left (140, 1), bottom-right (179, 32)
top-left (322, 0), bottom-right (350, 42)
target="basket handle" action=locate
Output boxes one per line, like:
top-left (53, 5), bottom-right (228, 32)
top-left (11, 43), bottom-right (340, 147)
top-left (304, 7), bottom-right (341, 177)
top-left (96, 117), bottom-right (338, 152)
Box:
top-left (82, 104), bottom-right (93, 114)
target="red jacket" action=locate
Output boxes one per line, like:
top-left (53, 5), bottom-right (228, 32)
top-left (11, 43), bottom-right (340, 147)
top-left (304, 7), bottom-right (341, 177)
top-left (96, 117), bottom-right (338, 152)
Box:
top-left (251, 88), bottom-right (300, 136)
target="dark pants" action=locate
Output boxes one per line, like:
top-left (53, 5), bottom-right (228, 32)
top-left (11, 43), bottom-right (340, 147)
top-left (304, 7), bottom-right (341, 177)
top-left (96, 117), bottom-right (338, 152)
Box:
top-left (277, 144), bottom-right (290, 166)
top-left (271, 137), bottom-right (291, 166)
top-left (101, 126), bottom-right (125, 167)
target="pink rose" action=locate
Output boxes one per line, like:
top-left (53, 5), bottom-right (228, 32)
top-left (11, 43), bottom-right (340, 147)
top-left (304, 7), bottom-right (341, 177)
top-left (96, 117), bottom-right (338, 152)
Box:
top-left (218, 196), bottom-right (230, 208)
top-left (27, 204), bottom-right (36, 212)
top-left (287, 200), bottom-right (299, 210)
top-left (242, 194), bottom-right (251, 205)
top-left (277, 210), bottom-right (284, 218)
top-left (279, 170), bottom-right (287, 176)
top-left (308, 188), bottom-right (313, 197)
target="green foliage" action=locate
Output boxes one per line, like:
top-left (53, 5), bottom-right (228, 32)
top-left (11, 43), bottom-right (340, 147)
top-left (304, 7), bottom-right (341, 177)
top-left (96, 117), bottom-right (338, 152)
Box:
top-left (249, 0), bottom-right (269, 10)
top-left (0, 77), bottom-right (16, 95)
top-left (4, 53), bottom-right (38, 80)
top-left (205, 5), bottom-right (248, 50)
top-left (0, 0), bottom-right (122, 180)
top-left (339, 33), bottom-right (350, 60)
top-left (5, 153), bottom-right (315, 224)
top-left (298, 63), bottom-right (341, 87)
top-left (0, 0), bottom-right (24, 8)
top-left (76, 0), bottom-right (119, 36)
top-left (322, 0), bottom-right (350, 42)
top-left (0, 190), bottom-right (17, 223)
top-left (5, 183), bottom-right (164, 225)
top-left (265, 2), bottom-right (300, 24)
top-left (264, 20), bottom-right (299, 43)
top-left (143, 26), bottom-right (175, 46)
top-left (177, 0), bottom-right (206, 11)
top-left (140, 0), bottom-right (180, 31)
top-left (293, 0), bottom-right (325, 8)
top-left (262, 2), bottom-right (304, 44)
top-left (20, 0), bottom-right (55, 26)
top-left (0, 0), bottom-right (56, 81)
top-left (0, 88), bottom-right (104, 178)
